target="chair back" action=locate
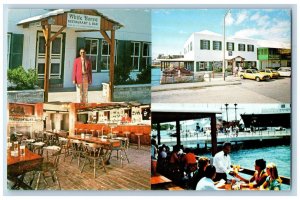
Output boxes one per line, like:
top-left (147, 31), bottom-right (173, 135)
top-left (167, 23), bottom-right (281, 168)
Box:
top-left (70, 139), bottom-right (82, 151)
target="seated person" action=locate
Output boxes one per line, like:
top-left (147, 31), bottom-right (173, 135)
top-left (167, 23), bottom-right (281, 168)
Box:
top-left (233, 159), bottom-right (268, 188)
top-left (260, 163), bottom-right (282, 190)
top-left (189, 157), bottom-right (210, 190)
top-left (182, 148), bottom-right (197, 175)
top-left (121, 113), bottom-right (131, 123)
top-left (196, 165), bottom-right (220, 190)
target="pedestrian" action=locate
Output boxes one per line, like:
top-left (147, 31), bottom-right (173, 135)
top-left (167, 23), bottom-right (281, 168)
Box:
top-left (72, 48), bottom-right (92, 103)
top-left (234, 66), bottom-right (239, 77)
top-left (213, 142), bottom-right (232, 181)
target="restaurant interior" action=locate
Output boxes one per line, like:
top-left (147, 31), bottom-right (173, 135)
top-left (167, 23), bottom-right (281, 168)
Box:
top-left (7, 102), bottom-right (151, 190)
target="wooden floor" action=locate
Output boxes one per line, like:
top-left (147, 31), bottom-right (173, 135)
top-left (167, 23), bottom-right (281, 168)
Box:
top-left (12, 146), bottom-right (151, 190)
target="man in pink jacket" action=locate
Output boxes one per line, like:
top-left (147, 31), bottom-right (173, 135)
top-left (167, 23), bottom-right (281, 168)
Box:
top-left (72, 48), bottom-right (92, 103)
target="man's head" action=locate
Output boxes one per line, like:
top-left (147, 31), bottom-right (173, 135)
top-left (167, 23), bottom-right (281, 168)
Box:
top-left (222, 142), bottom-right (231, 155)
top-left (255, 159), bottom-right (266, 171)
top-left (204, 165), bottom-right (216, 180)
top-left (79, 48), bottom-right (86, 58)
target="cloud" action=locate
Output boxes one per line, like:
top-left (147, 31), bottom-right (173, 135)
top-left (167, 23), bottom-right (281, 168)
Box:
top-left (225, 12), bottom-right (234, 26)
top-left (232, 19), bottom-right (291, 43)
top-left (250, 12), bottom-right (270, 27)
top-left (235, 11), bottom-right (248, 25)
top-left (179, 30), bottom-right (188, 34)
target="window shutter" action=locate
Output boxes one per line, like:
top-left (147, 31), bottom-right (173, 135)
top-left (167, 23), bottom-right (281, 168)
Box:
top-left (232, 43), bottom-right (235, 51)
top-left (140, 42), bottom-right (146, 69)
top-left (125, 41), bottom-right (133, 68)
top-left (200, 40), bottom-right (203, 49)
top-left (9, 33), bottom-right (24, 69)
top-left (208, 41), bottom-right (210, 50)
top-left (220, 41), bottom-right (222, 50)
top-left (97, 38), bottom-right (102, 72)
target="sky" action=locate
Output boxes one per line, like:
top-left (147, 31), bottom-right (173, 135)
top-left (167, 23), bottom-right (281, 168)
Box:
top-left (152, 9), bottom-right (291, 59)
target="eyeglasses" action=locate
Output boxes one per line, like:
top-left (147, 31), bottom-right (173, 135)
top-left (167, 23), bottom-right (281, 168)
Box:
top-left (80, 51), bottom-right (85, 54)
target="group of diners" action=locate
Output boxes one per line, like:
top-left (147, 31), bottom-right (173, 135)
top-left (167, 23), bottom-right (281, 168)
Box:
top-left (151, 139), bottom-right (282, 190)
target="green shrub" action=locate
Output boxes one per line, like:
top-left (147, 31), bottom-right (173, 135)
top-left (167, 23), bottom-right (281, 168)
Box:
top-left (7, 66), bottom-right (38, 90)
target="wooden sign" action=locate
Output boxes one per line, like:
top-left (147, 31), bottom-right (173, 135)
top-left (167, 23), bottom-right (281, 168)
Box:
top-left (67, 13), bottom-right (100, 29)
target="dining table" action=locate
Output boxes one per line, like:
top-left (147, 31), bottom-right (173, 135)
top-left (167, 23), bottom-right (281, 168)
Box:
top-left (68, 135), bottom-right (121, 147)
top-left (7, 148), bottom-right (43, 189)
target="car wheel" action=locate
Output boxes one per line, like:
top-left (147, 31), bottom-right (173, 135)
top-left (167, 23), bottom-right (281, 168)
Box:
top-left (255, 77), bottom-right (260, 82)
top-left (240, 75), bottom-right (244, 79)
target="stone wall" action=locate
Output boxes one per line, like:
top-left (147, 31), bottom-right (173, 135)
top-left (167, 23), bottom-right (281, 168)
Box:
top-left (7, 89), bottom-right (44, 103)
top-left (160, 74), bottom-right (204, 84)
top-left (113, 84), bottom-right (151, 104)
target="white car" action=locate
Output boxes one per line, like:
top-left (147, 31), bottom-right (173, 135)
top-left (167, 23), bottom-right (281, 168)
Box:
top-left (277, 67), bottom-right (291, 77)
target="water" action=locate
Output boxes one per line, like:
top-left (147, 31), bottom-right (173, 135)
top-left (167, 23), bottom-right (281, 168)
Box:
top-left (151, 67), bottom-right (161, 86)
top-left (202, 145), bottom-right (291, 190)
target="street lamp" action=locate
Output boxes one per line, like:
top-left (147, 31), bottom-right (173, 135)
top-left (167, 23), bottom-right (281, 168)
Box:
top-left (223, 9), bottom-right (231, 81)
top-left (225, 103), bottom-right (229, 122)
top-left (234, 103), bottom-right (237, 122)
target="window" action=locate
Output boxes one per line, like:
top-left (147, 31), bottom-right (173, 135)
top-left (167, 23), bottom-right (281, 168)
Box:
top-left (101, 40), bottom-right (109, 71)
top-left (142, 43), bottom-right (151, 66)
top-left (36, 33), bottom-right (63, 79)
top-left (247, 44), bottom-right (254, 52)
top-left (7, 33), bottom-right (11, 67)
top-left (85, 39), bottom-right (98, 71)
top-left (190, 41), bottom-right (192, 51)
top-left (131, 42), bottom-right (140, 71)
top-left (213, 41), bottom-right (222, 50)
top-left (200, 40), bottom-right (210, 50)
top-left (227, 42), bottom-right (234, 51)
top-left (238, 44), bottom-right (245, 51)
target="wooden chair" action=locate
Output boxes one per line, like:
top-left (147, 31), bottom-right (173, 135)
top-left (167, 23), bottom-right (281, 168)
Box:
top-left (80, 142), bottom-right (107, 178)
top-left (35, 147), bottom-right (61, 190)
top-left (111, 138), bottom-right (130, 167)
top-left (69, 139), bottom-right (83, 167)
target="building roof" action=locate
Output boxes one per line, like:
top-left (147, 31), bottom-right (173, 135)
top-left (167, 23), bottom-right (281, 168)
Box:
top-left (195, 30), bottom-right (222, 37)
top-left (256, 39), bottom-right (291, 49)
top-left (17, 9), bottom-right (124, 28)
top-left (157, 58), bottom-right (194, 62)
top-left (192, 30), bottom-right (290, 49)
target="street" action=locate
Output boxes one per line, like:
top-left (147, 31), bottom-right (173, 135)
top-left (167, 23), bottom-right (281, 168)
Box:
top-left (151, 77), bottom-right (291, 103)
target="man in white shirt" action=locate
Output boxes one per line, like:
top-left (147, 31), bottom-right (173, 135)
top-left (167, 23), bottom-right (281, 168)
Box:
top-left (196, 165), bottom-right (218, 190)
top-left (213, 142), bottom-right (232, 181)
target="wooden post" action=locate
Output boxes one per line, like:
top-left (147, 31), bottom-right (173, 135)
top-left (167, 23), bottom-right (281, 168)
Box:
top-left (157, 123), bottom-right (161, 145)
top-left (109, 30), bottom-right (115, 102)
top-left (211, 114), bottom-right (217, 156)
top-left (42, 24), bottom-right (51, 102)
top-left (176, 120), bottom-right (181, 147)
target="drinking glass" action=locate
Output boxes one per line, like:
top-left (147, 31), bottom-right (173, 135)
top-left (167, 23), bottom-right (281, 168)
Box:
top-left (20, 142), bottom-right (26, 157)
top-left (14, 141), bottom-right (19, 151)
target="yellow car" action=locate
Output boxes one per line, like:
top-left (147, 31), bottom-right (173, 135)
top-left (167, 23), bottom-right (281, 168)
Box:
top-left (259, 69), bottom-right (280, 79)
top-left (238, 69), bottom-right (270, 82)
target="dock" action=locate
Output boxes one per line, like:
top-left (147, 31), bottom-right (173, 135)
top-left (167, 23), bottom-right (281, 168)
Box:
top-left (156, 129), bottom-right (291, 147)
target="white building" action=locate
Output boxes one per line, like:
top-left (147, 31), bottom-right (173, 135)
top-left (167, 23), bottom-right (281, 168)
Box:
top-left (183, 30), bottom-right (258, 72)
top-left (6, 9), bottom-right (151, 89)
top-left (182, 30), bottom-right (290, 72)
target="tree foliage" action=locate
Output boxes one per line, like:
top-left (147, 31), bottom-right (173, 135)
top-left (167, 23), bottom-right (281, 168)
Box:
top-left (7, 66), bottom-right (38, 90)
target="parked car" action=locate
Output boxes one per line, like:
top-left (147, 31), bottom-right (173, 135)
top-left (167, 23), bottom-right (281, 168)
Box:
top-left (277, 67), bottom-right (291, 77)
top-left (238, 69), bottom-right (270, 82)
top-left (259, 68), bottom-right (279, 79)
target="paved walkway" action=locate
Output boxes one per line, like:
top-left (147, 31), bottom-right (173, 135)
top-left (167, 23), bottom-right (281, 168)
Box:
top-left (152, 76), bottom-right (241, 92)
top-left (48, 90), bottom-right (107, 103)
